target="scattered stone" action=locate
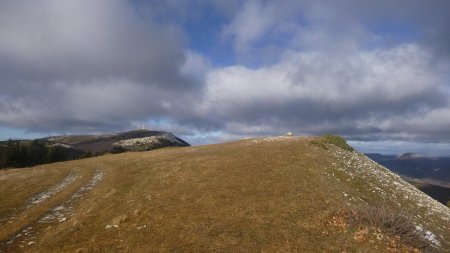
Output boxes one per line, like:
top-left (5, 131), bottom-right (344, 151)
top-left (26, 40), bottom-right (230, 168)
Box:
top-left (106, 224), bottom-right (119, 229)
top-left (416, 225), bottom-right (440, 246)
top-left (27, 241), bottom-right (35, 246)
top-left (137, 224), bottom-right (147, 230)
top-left (59, 217), bottom-right (67, 223)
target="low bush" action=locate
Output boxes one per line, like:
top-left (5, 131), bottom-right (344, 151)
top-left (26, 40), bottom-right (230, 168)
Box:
top-left (342, 206), bottom-right (436, 252)
top-left (322, 134), bottom-right (354, 152)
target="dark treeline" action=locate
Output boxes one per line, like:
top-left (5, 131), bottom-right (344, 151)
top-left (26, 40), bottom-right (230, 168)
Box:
top-left (0, 140), bottom-right (91, 169)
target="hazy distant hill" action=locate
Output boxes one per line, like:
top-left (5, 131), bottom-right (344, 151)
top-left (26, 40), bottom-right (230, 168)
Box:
top-left (0, 136), bottom-right (448, 252)
top-left (40, 129), bottom-right (190, 154)
top-left (366, 153), bottom-right (450, 185)
top-left (367, 153), bottom-right (450, 205)
top-left (0, 130), bottom-right (189, 169)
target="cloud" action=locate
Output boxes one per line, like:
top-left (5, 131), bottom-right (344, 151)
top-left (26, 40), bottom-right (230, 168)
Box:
top-left (198, 0), bottom-right (450, 147)
top-left (0, 0), bottom-right (198, 132)
top-left (222, 0), bottom-right (279, 52)
top-left (181, 51), bottom-right (211, 82)
top-left (195, 43), bottom-right (449, 142)
top-left (0, 0), bottom-right (190, 85)
top-left (221, 0), bottom-right (450, 59)
top-left (320, 0), bottom-right (450, 56)
top-left (371, 107), bottom-right (450, 142)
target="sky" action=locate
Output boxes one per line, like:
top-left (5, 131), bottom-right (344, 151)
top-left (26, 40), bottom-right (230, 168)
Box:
top-left (1, 0), bottom-right (450, 155)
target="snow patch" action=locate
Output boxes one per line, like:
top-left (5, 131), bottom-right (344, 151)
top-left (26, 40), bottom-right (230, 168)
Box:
top-left (2, 170), bottom-right (104, 251)
top-left (39, 169), bottom-right (104, 223)
top-left (416, 225), bottom-right (440, 246)
top-left (113, 133), bottom-right (184, 149)
top-left (28, 172), bottom-right (79, 206)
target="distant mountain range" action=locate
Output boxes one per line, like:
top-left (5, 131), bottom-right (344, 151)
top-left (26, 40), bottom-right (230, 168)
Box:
top-left (367, 153), bottom-right (450, 205)
top-left (0, 130), bottom-right (190, 169)
top-left (366, 153), bottom-right (450, 185)
top-left (39, 129), bottom-right (190, 154)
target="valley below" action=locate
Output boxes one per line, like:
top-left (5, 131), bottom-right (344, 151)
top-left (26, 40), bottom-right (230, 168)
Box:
top-left (368, 154), bottom-right (450, 206)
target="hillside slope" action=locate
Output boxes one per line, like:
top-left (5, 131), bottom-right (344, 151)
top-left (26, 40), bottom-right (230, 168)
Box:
top-left (367, 153), bottom-right (450, 205)
top-left (43, 129), bottom-right (190, 154)
top-left (0, 136), bottom-right (449, 252)
top-left (0, 130), bottom-right (190, 169)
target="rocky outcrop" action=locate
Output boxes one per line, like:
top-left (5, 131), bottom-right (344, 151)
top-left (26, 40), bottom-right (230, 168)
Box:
top-left (113, 132), bottom-right (189, 152)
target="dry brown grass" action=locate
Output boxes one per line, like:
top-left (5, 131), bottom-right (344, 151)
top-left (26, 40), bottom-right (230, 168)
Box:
top-left (0, 165), bottom-right (70, 217)
top-left (0, 137), bottom-right (448, 252)
top-left (348, 206), bottom-right (434, 251)
top-left (328, 206), bottom-right (439, 253)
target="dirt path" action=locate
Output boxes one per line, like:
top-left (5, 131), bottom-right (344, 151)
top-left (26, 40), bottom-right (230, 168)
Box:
top-left (0, 171), bottom-right (78, 229)
top-left (0, 169), bottom-right (104, 253)
top-left (27, 172), bottom-right (79, 206)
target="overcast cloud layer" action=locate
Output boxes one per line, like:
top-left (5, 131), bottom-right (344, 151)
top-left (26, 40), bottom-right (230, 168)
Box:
top-left (1, 0), bottom-right (450, 154)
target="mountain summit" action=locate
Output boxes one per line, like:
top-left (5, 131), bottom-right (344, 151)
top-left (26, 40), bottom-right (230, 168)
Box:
top-left (0, 136), bottom-right (449, 252)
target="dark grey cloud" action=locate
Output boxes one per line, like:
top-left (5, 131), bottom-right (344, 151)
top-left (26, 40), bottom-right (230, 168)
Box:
top-left (188, 44), bottom-right (450, 144)
top-left (0, 1), bottom-right (185, 83)
top-left (0, 0), bottom-right (200, 132)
